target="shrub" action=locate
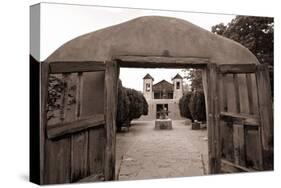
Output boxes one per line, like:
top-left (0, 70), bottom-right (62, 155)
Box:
top-left (179, 92), bottom-right (193, 121)
top-left (179, 91), bottom-right (206, 122)
top-left (116, 80), bottom-right (148, 131)
top-left (189, 90), bottom-right (206, 122)
top-left (116, 80), bottom-right (130, 131)
top-left (126, 88), bottom-right (147, 122)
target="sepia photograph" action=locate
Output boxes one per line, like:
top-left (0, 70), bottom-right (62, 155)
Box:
top-left (29, 2), bottom-right (274, 185)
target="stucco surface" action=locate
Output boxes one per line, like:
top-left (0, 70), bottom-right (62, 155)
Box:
top-left (45, 16), bottom-right (259, 65)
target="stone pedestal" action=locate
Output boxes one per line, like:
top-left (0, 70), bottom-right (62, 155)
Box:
top-left (155, 119), bottom-right (172, 130)
top-left (191, 122), bottom-right (200, 130)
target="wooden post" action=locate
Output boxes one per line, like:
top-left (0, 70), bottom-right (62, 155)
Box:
top-left (206, 63), bottom-right (221, 174)
top-left (40, 62), bottom-right (49, 184)
top-left (256, 64), bottom-right (273, 170)
top-left (104, 61), bottom-right (118, 180)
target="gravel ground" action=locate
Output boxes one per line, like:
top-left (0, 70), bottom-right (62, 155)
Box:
top-left (115, 120), bottom-right (208, 181)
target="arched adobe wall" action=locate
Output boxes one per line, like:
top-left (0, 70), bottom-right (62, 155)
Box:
top-left (45, 16), bottom-right (259, 65)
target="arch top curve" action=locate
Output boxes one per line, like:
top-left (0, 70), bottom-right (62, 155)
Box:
top-left (45, 16), bottom-right (259, 65)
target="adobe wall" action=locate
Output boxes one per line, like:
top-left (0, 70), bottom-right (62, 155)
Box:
top-left (138, 99), bottom-right (185, 121)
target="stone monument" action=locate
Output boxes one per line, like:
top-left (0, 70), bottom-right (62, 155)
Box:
top-left (155, 108), bottom-right (172, 130)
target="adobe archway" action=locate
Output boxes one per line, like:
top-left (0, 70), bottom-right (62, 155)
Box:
top-left (39, 16), bottom-right (273, 184)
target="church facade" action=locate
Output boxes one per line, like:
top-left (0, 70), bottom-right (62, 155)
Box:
top-left (140, 73), bottom-right (184, 120)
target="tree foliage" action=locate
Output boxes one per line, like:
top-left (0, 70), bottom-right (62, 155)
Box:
top-left (211, 16), bottom-right (273, 67)
top-left (179, 91), bottom-right (206, 122)
top-left (117, 80), bottom-right (130, 130)
top-left (183, 69), bottom-right (203, 92)
top-left (126, 88), bottom-right (148, 122)
top-left (211, 15), bottom-right (274, 94)
top-left (179, 92), bottom-right (193, 121)
top-left (189, 91), bottom-right (206, 122)
top-left (116, 80), bottom-right (148, 131)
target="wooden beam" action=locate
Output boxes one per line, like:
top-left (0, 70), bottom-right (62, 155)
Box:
top-left (40, 62), bottom-right (49, 184)
top-left (49, 61), bottom-right (105, 73)
top-left (219, 64), bottom-right (257, 74)
top-left (206, 63), bottom-right (221, 174)
top-left (221, 159), bottom-right (255, 172)
top-left (114, 55), bottom-right (209, 68)
top-left (256, 64), bottom-right (273, 170)
top-left (220, 112), bottom-right (260, 126)
top-left (104, 61), bottom-right (118, 181)
top-left (77, 173), bottom-right (104, 182)
top-left (46, 114), bottom-right (105, 139)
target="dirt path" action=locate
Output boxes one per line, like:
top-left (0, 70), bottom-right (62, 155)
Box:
top-left (115, 120), bottom-right (208, 181)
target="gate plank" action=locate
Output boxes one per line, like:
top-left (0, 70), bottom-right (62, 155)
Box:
top-left (40, 62), bottom-right (49, 184)
top-left (88, 127), bottom-right (105, 175)
top-left (44, 73), bottom-right (73, 184)
top-left (256, 65), bottom-right (273, 170)
top-left (233, 74), bottom-right (241, 113)
top-left (233, 123), bottom-right (246, 166)
top-left (245, 127), bottom-right (263, 170)
top-left (64, 73), bottom-right (89, 182)
top-left (71, 132), bottom-right (88, 182)
top-left (44, 138), bottom-right (71, 184)
top-left (246, 74), bottom-right (254, 114)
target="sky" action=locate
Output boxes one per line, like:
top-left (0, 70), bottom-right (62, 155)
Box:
top-left (39, 3), bottom-right (235, 92)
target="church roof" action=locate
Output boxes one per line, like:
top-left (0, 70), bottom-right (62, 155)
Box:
top-left (172, 73), bottom-right (183, 80)
top-left (152, 80), bottom-right (173, 92)
top-left (143, 73), bottom-right (154, 81)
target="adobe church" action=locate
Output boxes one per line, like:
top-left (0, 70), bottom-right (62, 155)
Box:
top-left (140, 73), bottom-right (184, 120)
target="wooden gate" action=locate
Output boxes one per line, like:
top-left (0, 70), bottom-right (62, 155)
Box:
top-left (40, 61), bottom-right (118, 184)
top-left (207, 63), bottom-right (273, 173)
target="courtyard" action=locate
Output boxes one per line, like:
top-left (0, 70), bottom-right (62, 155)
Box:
top-left (115, 120), bottom-right (208, 181)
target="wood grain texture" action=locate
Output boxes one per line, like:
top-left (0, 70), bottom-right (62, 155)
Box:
top-left (219, 64), bottom-right (256, 74)
top-left (49, 61), bottom-right (105, 73)
top-left (206, 63), bottom-right (220, 174)
top-left (47, 114), bottom-right (105, 139)
top-left (221, 122), bottom-right (234, 162)
top-left (246, 74), bottom-right (254, 114)
top-left (44, 73), bottom-right (73, 184)
top-left (68, 73), bottom-right (89, 182)
top-left (71, 132), bottom-right (88, 182)
top-left (220, 112), bottom-right (260, 126)
top-left (104, 61), bottom-right (118, 180)
top-left (233, 123), bottom-right (246, 166)
top-left (221, 159), bottom-right (255, 172)
top-left (256, 64), bottom-right (273, 170)
top-left (245, 127), bottom-right (263, 170)
top-left (233, 74), bottom-right (241, 113)
top-left (115, 55), bottom-right (209, 68)
top-left (40, 62), bottom-right (49, 184)
top-left (44, 138), bottom-right (71, 184)
top-left (88, 127), bottom-right (105, 175)
top-left (237, 74), bottom-right (250, 114)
